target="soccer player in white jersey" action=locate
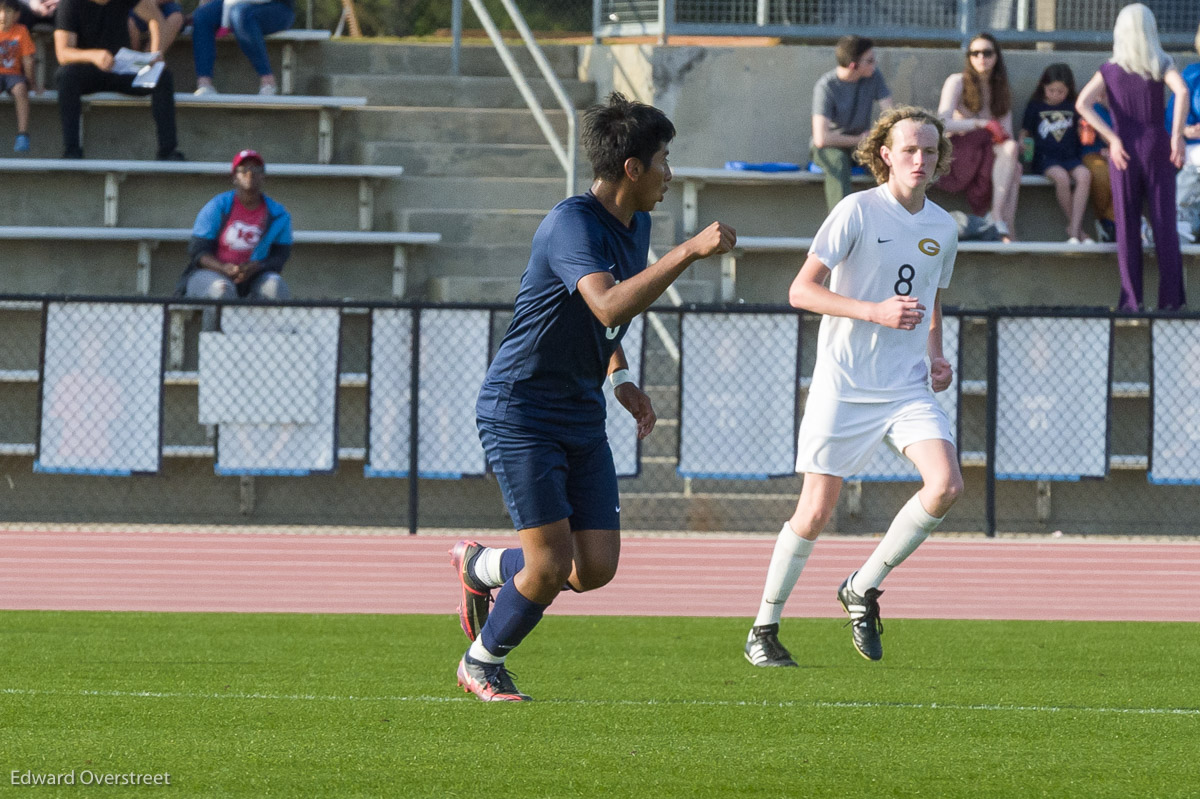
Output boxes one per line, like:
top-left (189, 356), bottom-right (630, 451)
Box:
top-left (745, 106), bottom-right (963, 665)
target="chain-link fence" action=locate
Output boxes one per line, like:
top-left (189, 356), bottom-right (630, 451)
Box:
top-left (0, 296), bottom-right (1197, 537)
top-left (596, 0), bottom-right (1200, 47)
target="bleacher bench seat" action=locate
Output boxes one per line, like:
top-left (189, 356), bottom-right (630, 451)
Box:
top-left (28, 25), bottom-right (331, 96)
top-left (0, 226), bottom-right (441, 297)
top-left (672, 167), bottom-right (1056, 235)
top-left (3, 91), bottom-right (366, 164)
top-left (0, 158), bottom-right (404, 229)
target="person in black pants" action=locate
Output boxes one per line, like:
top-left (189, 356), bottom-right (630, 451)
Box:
top-left (53, 0), bottom-right (184, 159)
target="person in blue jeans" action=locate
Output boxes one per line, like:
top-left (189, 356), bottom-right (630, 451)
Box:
top-left (192, 0), bottom-right (294, 96)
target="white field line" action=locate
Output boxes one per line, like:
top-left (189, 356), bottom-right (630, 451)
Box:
top-left (3, 687), bottom-right (1197, 716)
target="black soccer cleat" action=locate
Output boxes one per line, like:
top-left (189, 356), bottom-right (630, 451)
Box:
top-left (449, 540), bottom-right (492, 641)
top-left (744, 623), bottom-right (799, 667)
top-left (837, 576), bottom-right (885, 661)
top-left (457, 655), bottom-right (531, 702)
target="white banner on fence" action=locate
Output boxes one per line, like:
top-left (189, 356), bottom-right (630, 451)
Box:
top-left (852, 315), bottom-right (962, 481)
top-left (995, 317), bottom-right (1110, 480)
top-left (365, 308), bottom-right (490, 478)
top-left (1150, 319), bottom-right (1200, 484)
top-left (365, 309), bottom-right (412, 477)
top-left (603, 314), bottom-right (644, 478)
top-left (202, 306), bottom-right (340, 476)
top-left (678, 313), bottom-right (799, 479)
top-left (37, 302), bottom-right (164, 475)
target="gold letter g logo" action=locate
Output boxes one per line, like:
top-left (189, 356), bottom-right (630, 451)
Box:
top-left (918, 238), bottom-right (941, 256)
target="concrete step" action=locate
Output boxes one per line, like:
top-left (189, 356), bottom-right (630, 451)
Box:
top-left (402, 209), bottom-right (677, 247)
top-left (341, 106), bottom-right (572, 146)
top-left (391, 175), bottom-right (567, 213)
top-left (362, 141), bottom-right (567, 178)
top-left (323, 74), bottom-right (596, 109)
top-left (311, 42), bottom-right (581, 80)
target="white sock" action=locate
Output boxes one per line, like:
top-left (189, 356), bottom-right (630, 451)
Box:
top-left (471, 547), bottom-right (506, 588)
top-left (467, 637), bottom-right (505, 664)
top-left (752, 522), bottom-right (815, 628)
top-left (851, 494), bottom-right (943, 594)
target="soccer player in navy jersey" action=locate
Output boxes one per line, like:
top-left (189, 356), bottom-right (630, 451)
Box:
top-left (450, 92), bottom-right (736, 701)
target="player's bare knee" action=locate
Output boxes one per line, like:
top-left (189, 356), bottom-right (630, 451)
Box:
top-left (575, 561), bottom-right (618, 592)
top-left (928, 475), bottom-right (964, 508)
top-left (790, 505), bottom-right (833, 538)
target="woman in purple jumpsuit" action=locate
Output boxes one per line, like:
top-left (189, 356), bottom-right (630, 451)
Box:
top-left (1077, 3), bottom-right (1190, 311)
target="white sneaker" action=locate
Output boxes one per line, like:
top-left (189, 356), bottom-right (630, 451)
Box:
top-left (193, 84), bottom-right (217, 96)
top-left (258, 84), bottom-right (277, 96)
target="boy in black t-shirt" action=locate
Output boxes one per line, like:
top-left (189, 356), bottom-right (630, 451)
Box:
top-left (53, 0), bottom-right (183, 159)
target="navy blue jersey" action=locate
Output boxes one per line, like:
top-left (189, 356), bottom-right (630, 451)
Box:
top-left (477, 192), bottom-right (651, 431)
top-left (1022, 99), bottom-right (1082, 168)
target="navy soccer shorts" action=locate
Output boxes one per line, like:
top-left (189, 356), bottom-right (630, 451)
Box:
top-left (477, 418), bottom-right (620, 532)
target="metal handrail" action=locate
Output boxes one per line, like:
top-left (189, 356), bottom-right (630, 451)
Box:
top-left (465, 0), bottom-right (577, 197)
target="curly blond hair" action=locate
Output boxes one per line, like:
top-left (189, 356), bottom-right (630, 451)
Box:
top-left (853, 106), bottom-right (953, 185)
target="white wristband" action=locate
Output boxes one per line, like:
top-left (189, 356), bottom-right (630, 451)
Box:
top-left (609, 369), bottom-right (633, 388)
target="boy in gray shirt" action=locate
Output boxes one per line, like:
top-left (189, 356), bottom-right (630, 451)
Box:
top-left (811, 35), bottom-right (893, 211)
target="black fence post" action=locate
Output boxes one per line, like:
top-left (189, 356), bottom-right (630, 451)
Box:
top-left (408, 308), bottom-right (421, 535)
top-left (985, 311), bottom-right (998, 537)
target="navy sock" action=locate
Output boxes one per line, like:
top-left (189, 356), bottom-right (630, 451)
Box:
top-left (479, 579), bottom-right (548, 659)
top-left (499, 548), bottom-right (525, 582)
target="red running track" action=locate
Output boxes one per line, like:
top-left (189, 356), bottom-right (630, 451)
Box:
top-left (0, 530), bottom-right (1196, 622)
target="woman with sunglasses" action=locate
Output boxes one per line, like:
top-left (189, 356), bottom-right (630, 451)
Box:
top-left (936, 32), bottom-right (1021, 242)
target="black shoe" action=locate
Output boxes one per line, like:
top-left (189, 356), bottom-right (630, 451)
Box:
top-left (744, 623), bottom-right (798, 667)
top-left (156, 150), bottom-right (187, 161)
top-left (837, 575), bottom-right (884, 661)
top-left (61, 148), bottom-right (83, 159)
top-left (456, 655), bottom-right (531, 702)
top-left (449, 540), bottom-right (492, 641)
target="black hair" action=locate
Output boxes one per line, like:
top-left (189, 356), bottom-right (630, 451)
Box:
top-left (1032, 62), bottom-right (1078, 104)
top-left (835, 36), bottom-right (874, 68)
top-left (581, 92), bottom-right (676, 183)
top-left (0, 0), bottom-right (23, 13)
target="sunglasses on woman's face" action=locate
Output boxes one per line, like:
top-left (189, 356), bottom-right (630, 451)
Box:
top-left (969, 49), bottom-right (996, 57)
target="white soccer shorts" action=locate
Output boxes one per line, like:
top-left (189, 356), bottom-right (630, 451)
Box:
top-left (794, 391), bottom-right (955, 478)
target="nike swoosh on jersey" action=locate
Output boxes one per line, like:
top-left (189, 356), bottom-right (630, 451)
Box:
top-left (877, 238), bottom-right (893, 243)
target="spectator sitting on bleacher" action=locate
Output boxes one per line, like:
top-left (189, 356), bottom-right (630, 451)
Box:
top-left (809, 35), bottom-right (894, 212)
top-left (53, 0), bottom-right (185, 159)
top-left (1166, 21), bottom-right (1200, 243)
top-left (126, 0), bottom-right (182, 54)
top-left (0, 0), bottom-right (39, 152)
top-left (937, 32), bottom-right (1021, 242)
top-left (15, 0), bottom-right (54, 29)
top-left (1019, 63), bottom-right (1092, 243)
top-left (179, 149), bottom-right (292, 303)
top-left (1079, 102), bottom-right (1117, 242)
top-left (191, 0), bottom-right (295, 96)
top-left (1077, 2), bottom-right (1189, 311)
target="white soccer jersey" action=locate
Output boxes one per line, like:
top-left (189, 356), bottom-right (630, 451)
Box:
top-left (807, 184), bottom-right (958, 403)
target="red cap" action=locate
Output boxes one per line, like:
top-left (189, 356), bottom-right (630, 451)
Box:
top-left (231, 149), bottom-right (265, 174)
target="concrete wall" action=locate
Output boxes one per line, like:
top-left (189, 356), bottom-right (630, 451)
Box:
top-left (581, 43), bottom-right (1199, 167)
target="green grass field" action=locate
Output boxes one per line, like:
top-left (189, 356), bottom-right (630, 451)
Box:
top-left (2, 610), bottom-right (1197, 797)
